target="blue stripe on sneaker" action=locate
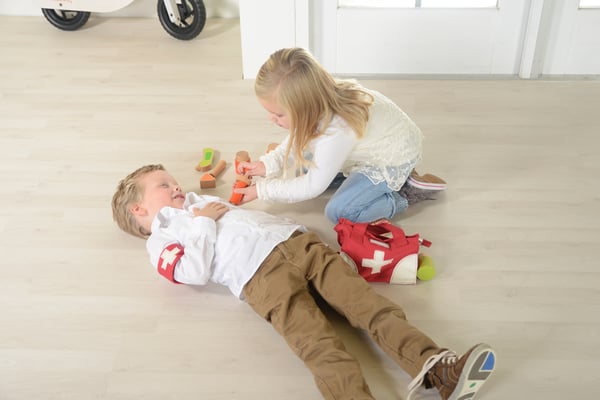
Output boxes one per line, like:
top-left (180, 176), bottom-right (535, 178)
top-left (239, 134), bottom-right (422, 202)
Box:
top-left (481, 352), bottom-right (495, 372)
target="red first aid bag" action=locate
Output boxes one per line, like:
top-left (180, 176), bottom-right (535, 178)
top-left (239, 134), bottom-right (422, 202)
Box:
top-left (334, 218), bottom-right (431, 284)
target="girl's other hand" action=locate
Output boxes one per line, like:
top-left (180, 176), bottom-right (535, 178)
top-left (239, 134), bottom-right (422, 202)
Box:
top-left (233, 185), bottom-right (258, 204)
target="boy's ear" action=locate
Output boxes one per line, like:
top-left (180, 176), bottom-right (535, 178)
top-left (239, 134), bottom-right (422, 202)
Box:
top-left (129, 203), bottom-right (148, 217)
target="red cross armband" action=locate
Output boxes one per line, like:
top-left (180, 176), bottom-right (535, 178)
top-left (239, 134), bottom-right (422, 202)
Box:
top-left (157, 243), bottom-right (184, 284)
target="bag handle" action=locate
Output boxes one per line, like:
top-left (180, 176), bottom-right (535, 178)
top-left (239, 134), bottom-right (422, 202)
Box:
top-left (343, 219), bottom-right (409, 249)
top-left (370, 222), bottom-right (409, 248)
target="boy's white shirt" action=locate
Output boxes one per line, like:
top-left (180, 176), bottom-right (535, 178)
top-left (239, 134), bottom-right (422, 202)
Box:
top-left (147, 192), bottom-right (304, 299)
top-left (256, 88), bottom-right (424, 202)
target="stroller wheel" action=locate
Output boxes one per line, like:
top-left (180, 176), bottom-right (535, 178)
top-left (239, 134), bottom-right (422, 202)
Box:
top-left (157, 0), bottom-right (206, 40)
top-left (41, 9), bottom-right (91, 31)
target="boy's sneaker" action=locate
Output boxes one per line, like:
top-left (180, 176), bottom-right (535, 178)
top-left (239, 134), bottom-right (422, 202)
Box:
top-left (407, 343), bottom-right (496, 400)
top-left (407, 170), bottom-right (447, 191)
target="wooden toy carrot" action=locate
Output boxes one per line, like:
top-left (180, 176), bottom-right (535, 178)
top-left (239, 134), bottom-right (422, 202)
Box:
top-left (199, 159), bottom-right (226, 189)
top-left (229, 151), bottom-right (251, 205)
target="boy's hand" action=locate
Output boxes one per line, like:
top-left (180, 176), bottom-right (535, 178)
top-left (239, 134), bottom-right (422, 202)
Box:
top-left (192, 202), bottom-right (229, 221)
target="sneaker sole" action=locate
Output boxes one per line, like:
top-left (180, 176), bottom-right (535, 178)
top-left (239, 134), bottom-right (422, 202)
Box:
top-left (407, 176), bottom-right (447, 191)
top-left (448, 343), bottom-right (496, 400)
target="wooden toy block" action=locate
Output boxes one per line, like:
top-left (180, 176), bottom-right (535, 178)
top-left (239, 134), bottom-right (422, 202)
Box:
top-left (229, 151), bottom-right (251, 205)
top-left (200, 159), bottom-right (226, 189)
top-left (266, 142), bottom-right (279, 153)
top-left (195, 147), bottom-right (215, 172)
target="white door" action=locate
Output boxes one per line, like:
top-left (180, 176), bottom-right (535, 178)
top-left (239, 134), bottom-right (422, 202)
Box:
top-left (542, 1), bottom-right (600, 75)
top-left (312, 0), bottom-right (529, 76)
top-left (239, 0), bottom-right (600, 78)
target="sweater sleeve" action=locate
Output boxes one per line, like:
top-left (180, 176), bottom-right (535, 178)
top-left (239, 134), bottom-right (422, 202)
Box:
top-left (255, 121), bottom-right (358, 203)
top-left (259, 136), bottom-right (291, 178)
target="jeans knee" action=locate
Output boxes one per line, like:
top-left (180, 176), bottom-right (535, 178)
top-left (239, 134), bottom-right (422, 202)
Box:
top-left (325, 202), bottom-right (361, 224)
top-left (324, 202), bottom-right (341, 224)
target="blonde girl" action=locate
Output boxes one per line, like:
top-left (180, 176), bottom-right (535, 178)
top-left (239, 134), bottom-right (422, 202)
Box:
top-left (235, 47), bottom-right (445, 223)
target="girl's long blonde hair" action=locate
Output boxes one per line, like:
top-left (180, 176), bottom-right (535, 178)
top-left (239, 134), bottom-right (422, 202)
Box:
top-left (255, 47), bottom-right (373, 172)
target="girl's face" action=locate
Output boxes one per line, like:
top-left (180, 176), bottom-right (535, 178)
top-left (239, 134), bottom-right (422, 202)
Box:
top-left (134, 170), bottom-right (186, 217)
top-left (259, 96), bottom-right (290, 130)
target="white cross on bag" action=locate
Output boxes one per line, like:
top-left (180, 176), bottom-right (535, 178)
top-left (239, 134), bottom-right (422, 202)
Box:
top-left (361, 250), bottom-right (393, 274)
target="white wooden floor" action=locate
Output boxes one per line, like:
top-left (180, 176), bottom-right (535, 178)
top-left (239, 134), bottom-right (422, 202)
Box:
top-left (1, 15), bottom-right (600, 400)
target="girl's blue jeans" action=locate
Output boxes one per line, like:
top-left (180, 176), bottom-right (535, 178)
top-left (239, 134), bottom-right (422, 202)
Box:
top-left (324, 172), bottom-right (408, 223)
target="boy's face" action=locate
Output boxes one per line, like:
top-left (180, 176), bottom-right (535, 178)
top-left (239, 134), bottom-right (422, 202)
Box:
top-left (133, 170), bottom-right (186, 218)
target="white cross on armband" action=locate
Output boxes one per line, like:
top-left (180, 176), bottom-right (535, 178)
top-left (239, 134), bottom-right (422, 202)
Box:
top-left (157, 243), bottom-right (184, 284)
top-left (160, 247), bottom-right (181, 270)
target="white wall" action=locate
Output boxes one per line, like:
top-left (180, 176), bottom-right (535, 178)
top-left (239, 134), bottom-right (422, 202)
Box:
top-left (0, 0), bottom-right (239, 18)
top-left (238, 0), bottom-right (308, 79)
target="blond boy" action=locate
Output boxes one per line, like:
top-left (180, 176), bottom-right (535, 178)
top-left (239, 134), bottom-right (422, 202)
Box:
top-left (111, 164), bottom-right (495, 400)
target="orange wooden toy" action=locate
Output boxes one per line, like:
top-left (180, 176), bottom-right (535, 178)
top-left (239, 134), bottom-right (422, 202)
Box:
top-left (199, 159), bottom-right (226, 189)
top-left (229, 151), bottom-right (251, 205)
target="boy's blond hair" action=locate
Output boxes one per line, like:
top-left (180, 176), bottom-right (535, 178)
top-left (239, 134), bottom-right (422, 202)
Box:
top-left (254, 47), bottom-right (373, 173)
top-left (111, 164), bottom-right (165, 239)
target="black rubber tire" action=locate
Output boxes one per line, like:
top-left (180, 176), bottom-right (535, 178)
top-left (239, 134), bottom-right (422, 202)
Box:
top-left (41, 9), bottom-right (91, 31)
top-left (157, 0), bottom-right (206, 40)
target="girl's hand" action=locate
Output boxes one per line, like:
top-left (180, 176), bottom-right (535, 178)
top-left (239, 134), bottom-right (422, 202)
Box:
top-left (192, 202), bottom-right (229, 221)
top-left (237, 161), bottom-right (266, 178)
top-left (233, 185), bottom-right (258, 204)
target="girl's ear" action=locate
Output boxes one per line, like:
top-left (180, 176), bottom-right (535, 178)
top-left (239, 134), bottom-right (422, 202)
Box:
top-left (129, 203), bottom-right (148, 217)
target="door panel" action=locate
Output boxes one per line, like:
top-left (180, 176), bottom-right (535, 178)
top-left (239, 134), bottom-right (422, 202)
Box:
top-left (543, 2), bottom-right (600, 75)
top-left (319, 2), bottom-right (528, 75)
